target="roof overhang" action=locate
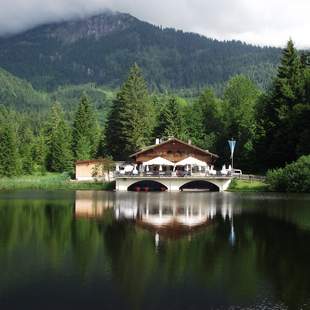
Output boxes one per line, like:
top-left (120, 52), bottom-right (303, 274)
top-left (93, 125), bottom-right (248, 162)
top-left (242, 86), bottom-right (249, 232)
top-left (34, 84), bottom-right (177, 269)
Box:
top-left (130, 138), bottom-right (219, 159)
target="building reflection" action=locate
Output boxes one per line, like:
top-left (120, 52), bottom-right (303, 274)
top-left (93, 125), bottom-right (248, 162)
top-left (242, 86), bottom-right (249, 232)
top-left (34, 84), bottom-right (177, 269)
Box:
top-left (75, 191), bottom-right (240, 241)
top-left (75, 191), bottom-right (114, 218)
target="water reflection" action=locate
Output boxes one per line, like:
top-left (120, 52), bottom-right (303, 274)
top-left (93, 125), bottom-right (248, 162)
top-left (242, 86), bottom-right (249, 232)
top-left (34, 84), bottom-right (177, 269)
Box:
top-left (75, 191), bottom-right (240, 242)
top-left (0, 191), bottom-right (310, 309)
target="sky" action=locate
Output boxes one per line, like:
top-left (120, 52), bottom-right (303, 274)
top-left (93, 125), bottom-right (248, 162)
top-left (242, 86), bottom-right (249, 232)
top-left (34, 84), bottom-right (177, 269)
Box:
top-left (0, 0), bottom-right (309, 48)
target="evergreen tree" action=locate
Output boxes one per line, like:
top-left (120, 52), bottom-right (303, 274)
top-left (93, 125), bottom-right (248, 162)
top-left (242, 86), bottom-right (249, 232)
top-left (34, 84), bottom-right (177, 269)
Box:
top-left (72, 94), bottom-right (100, 160)
top-left (256, 39), bottom-right (307, 169)
top-left (186, 88), bottom-right (223, 150)
top-left (33, 130), bottom-right (48, 174)
top-left (155, 96), bottom-right (187, 140)
top-left (19, 127), bottom-right (35, 175)
top-left (0, 122), bottom-right (19, 177)
top-left (45, 102), bottom-right (73, 172)
top-left (105, 64), bottom-right (155, 160)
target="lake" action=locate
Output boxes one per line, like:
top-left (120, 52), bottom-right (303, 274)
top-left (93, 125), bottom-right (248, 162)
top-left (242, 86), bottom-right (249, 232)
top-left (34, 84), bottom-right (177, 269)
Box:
top-left (0, 190), bottom-right (310, 309)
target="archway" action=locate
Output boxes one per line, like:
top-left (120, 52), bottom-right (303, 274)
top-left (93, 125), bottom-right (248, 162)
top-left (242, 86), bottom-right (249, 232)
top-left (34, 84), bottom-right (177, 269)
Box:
top-left (180, 180), bottom-right (220, 192)
top-left (128, 180), bottom-right (168, 192)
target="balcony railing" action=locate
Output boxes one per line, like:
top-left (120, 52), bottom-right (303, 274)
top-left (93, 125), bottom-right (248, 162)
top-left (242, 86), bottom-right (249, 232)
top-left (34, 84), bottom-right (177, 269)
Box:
top-left (115, 171), bottom-right (232, 178)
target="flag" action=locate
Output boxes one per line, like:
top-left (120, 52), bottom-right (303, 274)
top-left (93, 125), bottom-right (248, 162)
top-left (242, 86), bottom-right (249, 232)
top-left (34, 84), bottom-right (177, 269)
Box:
top-left (228, 140), bottom-right (236, 159)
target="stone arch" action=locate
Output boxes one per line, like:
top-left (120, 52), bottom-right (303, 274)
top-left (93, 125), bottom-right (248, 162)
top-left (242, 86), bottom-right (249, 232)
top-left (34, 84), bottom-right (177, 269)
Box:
top-left (179, 180), bottom-right (220, 192)
top-left (127, 180), bottom-right (168, 192)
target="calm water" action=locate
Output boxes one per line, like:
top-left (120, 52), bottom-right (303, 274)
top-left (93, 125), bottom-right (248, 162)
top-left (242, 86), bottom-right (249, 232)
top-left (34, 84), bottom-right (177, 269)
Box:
top-left (0, 191), bottom-right (310, 309)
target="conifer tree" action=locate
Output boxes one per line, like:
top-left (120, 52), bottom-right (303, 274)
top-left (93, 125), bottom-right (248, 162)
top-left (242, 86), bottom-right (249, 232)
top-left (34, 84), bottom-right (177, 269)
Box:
top-left (19, 127), bottom-right (35, 175)
top-left (33, 130), bottom-right (48, 174)
top-left (155, 96), bottom-right (187, 140)
top-left (256, 39), bottom-right (307, 169)
top-left (105, 64), bottom-right (155, 159)
top-left (0, 122), bottom-right (19, 177)
top-left (72, 94), bottom-right (100, 160)
top-left (45, 102), bottom-right (73, 172)
top-left (186, 88), bottom-right (223, 150)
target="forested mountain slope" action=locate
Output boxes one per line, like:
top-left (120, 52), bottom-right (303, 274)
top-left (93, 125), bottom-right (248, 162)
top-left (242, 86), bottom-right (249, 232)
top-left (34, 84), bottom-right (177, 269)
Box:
top-left (0, 68), bottom-right (50, 111)
top-left (0, 67), bottom-right (114, 118)
top-left (0, 11), bottom-right (281, 91)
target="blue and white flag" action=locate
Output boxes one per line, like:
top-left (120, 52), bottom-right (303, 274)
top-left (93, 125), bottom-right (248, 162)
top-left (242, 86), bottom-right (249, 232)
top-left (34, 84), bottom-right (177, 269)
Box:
top-left (228, 140), bottom-right (236, 159)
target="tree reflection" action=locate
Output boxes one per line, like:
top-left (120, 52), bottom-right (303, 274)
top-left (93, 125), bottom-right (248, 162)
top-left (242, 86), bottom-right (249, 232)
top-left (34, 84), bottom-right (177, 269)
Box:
top-left (0, 191), bottom-right (309, 309)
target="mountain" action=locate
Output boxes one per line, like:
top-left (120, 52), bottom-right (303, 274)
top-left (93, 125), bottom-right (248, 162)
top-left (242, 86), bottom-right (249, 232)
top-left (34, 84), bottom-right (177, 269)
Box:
top-left (0, 11), bottom-right (281, 91)
top-left (0, 67), bottom-right (114, 122)
top-left (0, 67), bottom-right (50, 111)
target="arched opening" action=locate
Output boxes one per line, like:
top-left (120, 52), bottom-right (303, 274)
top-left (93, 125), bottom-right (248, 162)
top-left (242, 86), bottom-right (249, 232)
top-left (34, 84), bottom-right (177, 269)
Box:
top-left (180, 180), bottom-right (219, 192)
top-left (128, 180), bottom-right (168, 192)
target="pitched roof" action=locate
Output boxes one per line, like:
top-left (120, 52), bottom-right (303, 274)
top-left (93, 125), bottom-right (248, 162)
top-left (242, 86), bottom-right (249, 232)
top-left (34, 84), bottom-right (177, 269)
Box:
top-left (130, 138), bottom-right (219, 158)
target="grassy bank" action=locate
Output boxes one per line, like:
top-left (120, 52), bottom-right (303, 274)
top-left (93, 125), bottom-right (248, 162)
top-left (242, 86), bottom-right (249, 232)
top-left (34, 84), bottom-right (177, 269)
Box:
top-left (228, 179), bottom-right (268, 192)
top-left (0, 173), bottom-right (115, 191)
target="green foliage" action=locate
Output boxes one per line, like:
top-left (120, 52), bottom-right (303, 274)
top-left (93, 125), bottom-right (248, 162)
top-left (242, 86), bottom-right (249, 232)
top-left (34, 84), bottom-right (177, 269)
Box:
top-left (0, 12), bottom-right (280, 91)
top-left (72, 94), bottom-right (101, 160)
top-left (266, 155), bottom-right (310, 193)
top-left (155, 96), bottom-right (187, 140)
top-left (221, 75), bottom-right (260, 170)
top-left (51, 84), bottom-right (115, 123)
top-left (228, 179), bottom-right (268, 192)
top-left (255, 40), bottom-right (310, 170)
top-left (0, 173), bottom-right (114, 190)
top-left (0, 41), bottom-right (307, 177)
top-left (105, 64), bottom-right (155, 159)
top-left (0, 119), bottom-right (18, 177)
top-left (186, 88), bottom-right (224, 150)
top-left (45, 103), bottom-right (73, 172)
top-left (0, 68), bottom-right (50, 110)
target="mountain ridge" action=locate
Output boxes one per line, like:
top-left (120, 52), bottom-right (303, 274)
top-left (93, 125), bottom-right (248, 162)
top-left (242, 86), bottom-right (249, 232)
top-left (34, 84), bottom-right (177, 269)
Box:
top-left (0, 11), bottom-right (281, 90)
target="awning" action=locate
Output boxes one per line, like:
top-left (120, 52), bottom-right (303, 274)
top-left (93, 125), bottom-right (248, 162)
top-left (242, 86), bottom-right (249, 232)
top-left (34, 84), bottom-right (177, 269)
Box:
top-left (143, 157), bottom-right (174, 166)
top-left (175, 156), bottom-right (207, 167)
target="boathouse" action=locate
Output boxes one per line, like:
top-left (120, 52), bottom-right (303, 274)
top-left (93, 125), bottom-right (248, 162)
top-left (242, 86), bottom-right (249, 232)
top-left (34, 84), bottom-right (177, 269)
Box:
top-left (131, 137), bottom-right (218, 167)
top-left (116, 138), bottom-right (232, 192)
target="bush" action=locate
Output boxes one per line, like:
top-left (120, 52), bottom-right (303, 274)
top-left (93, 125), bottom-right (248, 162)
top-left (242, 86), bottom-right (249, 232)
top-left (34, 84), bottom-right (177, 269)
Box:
top-left (266, 155), bottom-right (310, 193)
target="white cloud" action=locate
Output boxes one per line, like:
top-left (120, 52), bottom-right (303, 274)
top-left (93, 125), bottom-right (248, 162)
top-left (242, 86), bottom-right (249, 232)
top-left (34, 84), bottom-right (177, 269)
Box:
top-left (0, 0), bottom-right (309, 48)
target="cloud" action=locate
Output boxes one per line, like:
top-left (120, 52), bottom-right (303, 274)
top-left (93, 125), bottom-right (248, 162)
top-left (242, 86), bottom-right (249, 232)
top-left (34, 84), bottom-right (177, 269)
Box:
top-left (0, 0), bottom-right (309, 48)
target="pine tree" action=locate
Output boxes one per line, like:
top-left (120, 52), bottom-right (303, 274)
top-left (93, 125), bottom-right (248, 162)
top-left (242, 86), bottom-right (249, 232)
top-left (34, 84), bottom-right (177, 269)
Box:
top-left (105, 64), bottom-right (155, 160)
top-left (0, 122), bottom-right (19, 177)
top-left (33, 130), bottom-right (48, 174)
top-left (155, 96), bottom-right (187, 140)
top-left (256, 39), bottom-right (306, 169)
top-left (19, 127), bottom-right (35, 175)
top-left (45, 102), bottom-right (73, 172)
top-left (72, 94), bottom-right (100, 160)
top-left (186, 88), bottom-right (223, 150)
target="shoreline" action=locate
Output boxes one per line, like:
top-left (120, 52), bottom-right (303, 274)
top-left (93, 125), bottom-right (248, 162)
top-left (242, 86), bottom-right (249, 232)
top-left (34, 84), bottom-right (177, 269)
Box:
top-left (0, 173), bottom-right (114, 191)
top-left (0, 174), bottom-right (268, 193)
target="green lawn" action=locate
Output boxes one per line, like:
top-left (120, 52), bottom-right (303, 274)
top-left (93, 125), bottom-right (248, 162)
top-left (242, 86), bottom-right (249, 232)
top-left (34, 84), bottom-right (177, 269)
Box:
top-left (0, 173), bottom-right (115, 191)
top-left (228, 179), bottom-right (268, 192)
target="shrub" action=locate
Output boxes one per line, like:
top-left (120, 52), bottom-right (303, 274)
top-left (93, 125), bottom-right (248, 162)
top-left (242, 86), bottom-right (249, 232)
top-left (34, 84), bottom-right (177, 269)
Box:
top-left (266, 155), bottom-right (310, 193)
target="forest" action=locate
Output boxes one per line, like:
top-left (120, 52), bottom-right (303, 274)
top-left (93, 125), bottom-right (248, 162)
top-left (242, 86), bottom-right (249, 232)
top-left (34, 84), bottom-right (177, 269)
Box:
top-left (0, 40), bottom-right (309, 179)
top-left (0, 12), bottom-right (280, 91)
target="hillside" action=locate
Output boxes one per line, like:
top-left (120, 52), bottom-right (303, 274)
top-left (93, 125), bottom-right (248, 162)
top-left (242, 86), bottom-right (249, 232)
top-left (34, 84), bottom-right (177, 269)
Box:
top-left (0, 11), bottom-right (281, 91)
top-left (0, 68), bottom-right (50, 111)
top-left (0, 67), bottom-right (114, 120)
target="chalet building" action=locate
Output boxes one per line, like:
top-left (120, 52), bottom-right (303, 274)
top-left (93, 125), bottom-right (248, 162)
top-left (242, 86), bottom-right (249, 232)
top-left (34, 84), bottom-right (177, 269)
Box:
top-left (129, 137), bottom-right (218, 175)
top-left (75, 138), bottom-right (221, 185)
top-left (131, 137), bottom-right (218, 164)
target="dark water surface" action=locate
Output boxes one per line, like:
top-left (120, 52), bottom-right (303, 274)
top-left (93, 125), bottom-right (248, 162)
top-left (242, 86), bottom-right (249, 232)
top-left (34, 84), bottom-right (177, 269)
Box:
top-left (0, 191), bottom-right (310, 309)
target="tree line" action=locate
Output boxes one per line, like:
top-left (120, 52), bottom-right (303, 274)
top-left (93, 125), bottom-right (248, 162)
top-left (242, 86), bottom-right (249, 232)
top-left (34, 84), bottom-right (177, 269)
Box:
top-left (0, 40), bottom-right (309, 177)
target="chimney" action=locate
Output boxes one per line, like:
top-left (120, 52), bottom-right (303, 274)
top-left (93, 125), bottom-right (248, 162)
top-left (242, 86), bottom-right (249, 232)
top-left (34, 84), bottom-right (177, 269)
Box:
top-left (155, 138), bottom-right (160, 145)
top-left (188, 139), bottom-right (192, 145)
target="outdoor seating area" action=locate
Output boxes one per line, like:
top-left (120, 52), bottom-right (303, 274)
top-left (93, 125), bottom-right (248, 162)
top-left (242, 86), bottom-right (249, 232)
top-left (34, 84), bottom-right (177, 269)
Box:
top-left (115, 157), bottom-right (234, 178)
